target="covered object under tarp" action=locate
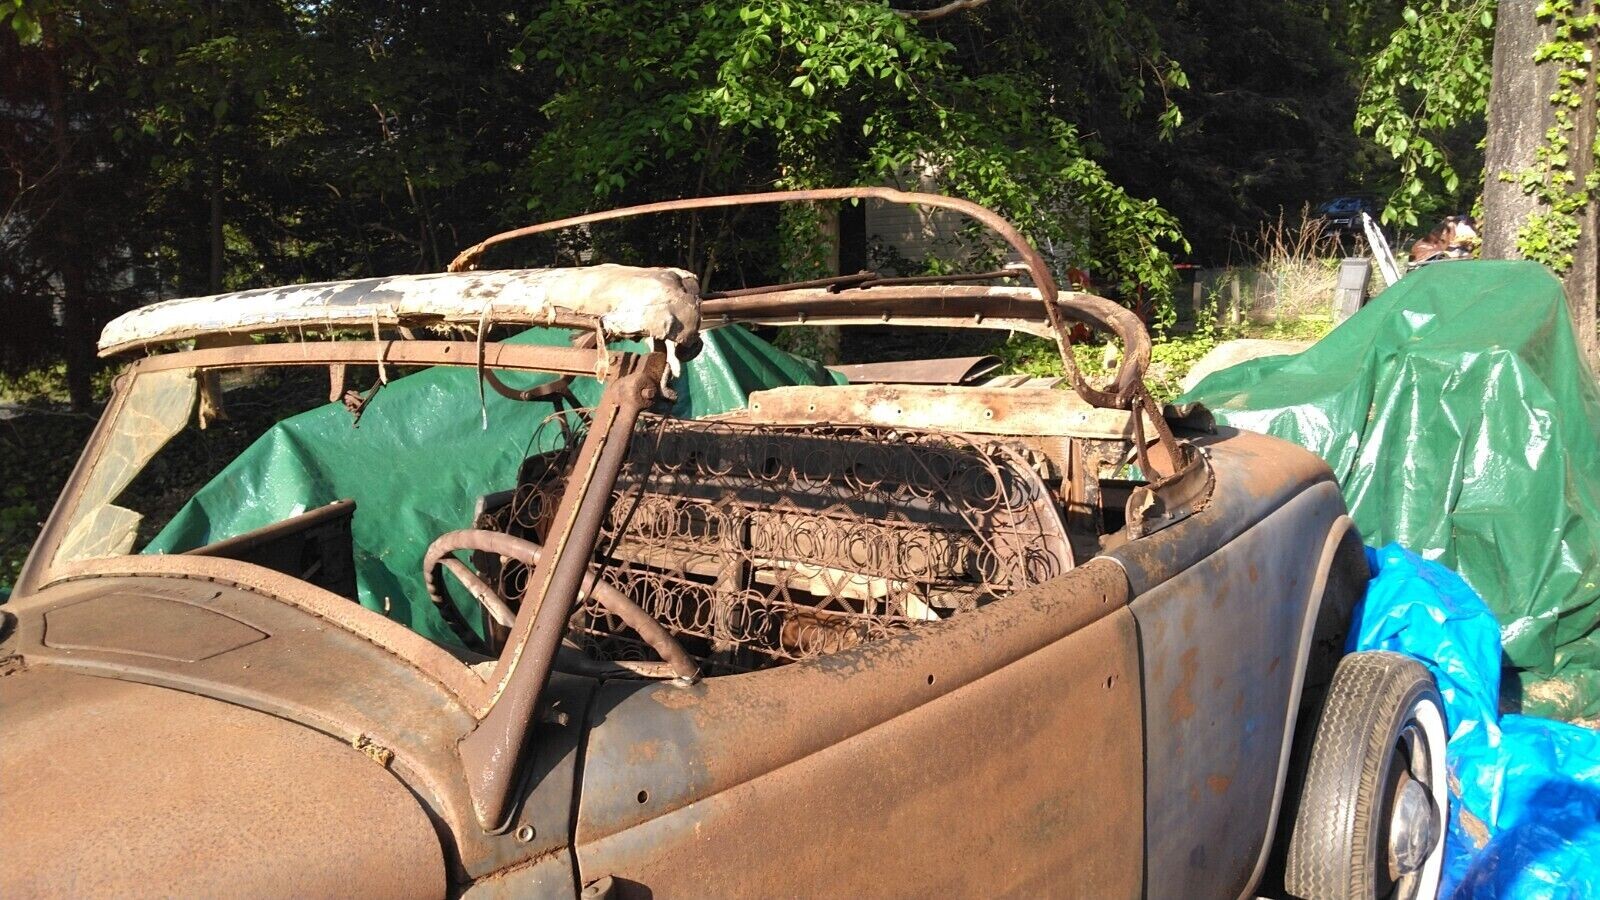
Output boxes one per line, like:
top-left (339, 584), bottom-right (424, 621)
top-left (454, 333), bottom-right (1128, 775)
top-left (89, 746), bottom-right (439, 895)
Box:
top-left (1181, 261), bottom-right (1600, 718)
top-left (144, 325), bottom-right (839, 646)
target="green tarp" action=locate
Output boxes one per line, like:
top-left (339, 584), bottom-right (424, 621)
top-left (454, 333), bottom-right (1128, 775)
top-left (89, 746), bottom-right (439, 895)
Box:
top-left (1180, 261), bottom-right (1600, 718)
top-left (145, 325), bottom-right (838, 646)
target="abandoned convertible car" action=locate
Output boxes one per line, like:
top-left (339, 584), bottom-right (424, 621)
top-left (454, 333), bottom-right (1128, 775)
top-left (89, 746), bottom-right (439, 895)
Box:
top-left (1, 189), bottom-right (1447, 899)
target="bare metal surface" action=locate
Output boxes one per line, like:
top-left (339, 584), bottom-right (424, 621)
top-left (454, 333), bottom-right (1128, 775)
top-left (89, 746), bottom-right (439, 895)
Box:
top-left (573, 561), bottom-right (1141, 896)
top-left (0, 666), bottom-right (446, 898)
top-left (729, 383), bottom-right (1139, 439)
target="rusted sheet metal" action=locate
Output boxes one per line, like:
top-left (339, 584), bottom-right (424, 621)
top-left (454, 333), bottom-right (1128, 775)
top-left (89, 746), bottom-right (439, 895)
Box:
top-left (1108, 428), bottom-right (1339, 596)
top-left (0, 572), bottom-right (590, 883)
top-left (727, 383), bottom-right (1139, 439)
top-left (572, 559), bottom-right (1129, 840)
top-left (1121, 446), bottom-right (1357, 898)
top-left (97, 265), bottom-right (700, 357)
top-left (458, 849), bottom-right (579, 899)
top-left (828, 354), bottom-right (1002, 385)
top-left (572, 568), bottom-right (1141, 896)
top-left (0, 666), bottom-right (446, 898)
top-left (43, 555), bottom-right (484, 701)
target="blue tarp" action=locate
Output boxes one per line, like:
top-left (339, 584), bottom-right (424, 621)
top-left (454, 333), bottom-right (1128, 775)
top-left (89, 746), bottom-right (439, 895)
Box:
top-left (1354, 544), bottom-right (1600, 898)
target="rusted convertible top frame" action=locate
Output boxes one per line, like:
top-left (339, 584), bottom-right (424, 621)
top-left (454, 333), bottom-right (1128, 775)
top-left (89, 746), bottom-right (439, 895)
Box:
top-left (450, 187), bottom-right (1134, 405)
top-left (451, 186), bottom-right (1187, 479)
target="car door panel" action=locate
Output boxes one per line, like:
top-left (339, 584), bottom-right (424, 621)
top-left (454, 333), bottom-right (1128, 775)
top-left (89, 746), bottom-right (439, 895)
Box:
top-left (573, 559), bottom-right (1143, 897)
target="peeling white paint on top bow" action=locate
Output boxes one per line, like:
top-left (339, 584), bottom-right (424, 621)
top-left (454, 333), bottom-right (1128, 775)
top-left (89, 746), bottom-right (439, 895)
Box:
top-left (97, 265), bottom-right (702, 355)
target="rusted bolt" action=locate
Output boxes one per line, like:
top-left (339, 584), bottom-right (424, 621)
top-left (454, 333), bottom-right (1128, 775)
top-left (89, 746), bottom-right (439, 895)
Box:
top-left (515, 824), bottom-right (536, 843)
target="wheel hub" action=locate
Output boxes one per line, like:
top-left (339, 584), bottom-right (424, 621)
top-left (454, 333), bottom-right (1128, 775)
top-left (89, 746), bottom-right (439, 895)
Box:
top-left (1388, 769), bottom-right (1440, 877)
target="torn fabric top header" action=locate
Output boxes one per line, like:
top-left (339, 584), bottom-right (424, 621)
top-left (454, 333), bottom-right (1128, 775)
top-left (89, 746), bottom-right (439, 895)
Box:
top-left (97, 265), bottom-right (702, 356)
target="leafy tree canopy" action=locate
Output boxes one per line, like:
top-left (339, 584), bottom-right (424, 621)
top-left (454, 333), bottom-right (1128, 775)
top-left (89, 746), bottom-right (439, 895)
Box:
top-left (518, 0), bottom-right (1187, 306)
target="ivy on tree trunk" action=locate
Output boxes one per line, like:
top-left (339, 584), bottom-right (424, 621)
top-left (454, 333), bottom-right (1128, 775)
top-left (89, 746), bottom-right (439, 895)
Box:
top-left (1484, 0), bottom-right (1599, 361)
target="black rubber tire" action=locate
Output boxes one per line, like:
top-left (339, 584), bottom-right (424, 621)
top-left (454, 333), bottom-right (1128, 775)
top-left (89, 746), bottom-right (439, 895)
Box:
top-left (1284, 650), bottom-right (1445, 900)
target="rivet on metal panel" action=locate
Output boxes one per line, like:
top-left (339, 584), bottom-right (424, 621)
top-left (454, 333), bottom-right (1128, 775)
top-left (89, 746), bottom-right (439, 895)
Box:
top-left (514, 824), bottom-right (536, 843)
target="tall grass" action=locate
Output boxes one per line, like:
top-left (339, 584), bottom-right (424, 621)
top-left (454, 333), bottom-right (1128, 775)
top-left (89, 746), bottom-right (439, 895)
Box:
top-left (1229, 205), bottom-right (1346, 322)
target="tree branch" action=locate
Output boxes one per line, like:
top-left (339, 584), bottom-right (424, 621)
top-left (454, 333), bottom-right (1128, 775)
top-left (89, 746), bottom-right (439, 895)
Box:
top-left (893, 0), bottom-right (992, 23)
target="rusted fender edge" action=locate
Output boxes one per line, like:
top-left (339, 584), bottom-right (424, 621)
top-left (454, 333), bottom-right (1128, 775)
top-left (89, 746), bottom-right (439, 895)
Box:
top-left (1239, 514), bottom-right (1359, 899)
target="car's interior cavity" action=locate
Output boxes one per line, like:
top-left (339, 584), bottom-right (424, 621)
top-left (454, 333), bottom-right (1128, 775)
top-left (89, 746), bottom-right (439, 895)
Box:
top-left (58, 341), bottom-right (1153, 680)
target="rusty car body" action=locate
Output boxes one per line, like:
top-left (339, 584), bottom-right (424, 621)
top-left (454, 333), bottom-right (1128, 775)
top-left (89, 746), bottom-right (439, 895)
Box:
top-left (1, 189), bottom-right (1443, 899)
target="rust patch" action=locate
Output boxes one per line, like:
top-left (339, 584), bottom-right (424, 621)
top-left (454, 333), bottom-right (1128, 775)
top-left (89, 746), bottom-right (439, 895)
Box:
top-left (1169, 648), bottom-right (1199, 722)
top-left (1267, 655), bottom-right (1281, 675)
top-left (351, 733), bottom-right (394, 768)
top-left (1247, 562), bottom-right (1260, 584)
top-left (651, 687), bottom-right (701, 710)
top-left (1205, 774), bottom-right (1231, 796)
top-left (0, 655), bottom-right (25, 677)
top-left (629, 739), bottom-right (663, 764)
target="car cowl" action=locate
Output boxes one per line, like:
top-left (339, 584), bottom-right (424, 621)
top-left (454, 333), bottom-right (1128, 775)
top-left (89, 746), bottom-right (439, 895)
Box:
top-left (0, 610), bottom-right (447, 898)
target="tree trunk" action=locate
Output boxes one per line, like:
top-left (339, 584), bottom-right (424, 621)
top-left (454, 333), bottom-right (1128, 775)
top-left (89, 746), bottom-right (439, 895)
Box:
top-left (1483, 0), bottom-right (1599, 364)
top-left (209, 148), bottom-right (225, 293)
top-left (43, 20), bottom-right (93, 411)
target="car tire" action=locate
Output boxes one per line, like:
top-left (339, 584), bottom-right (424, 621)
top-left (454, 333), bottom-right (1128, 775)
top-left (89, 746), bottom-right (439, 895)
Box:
top-left (1284, 651), bottom-right (1448, 900)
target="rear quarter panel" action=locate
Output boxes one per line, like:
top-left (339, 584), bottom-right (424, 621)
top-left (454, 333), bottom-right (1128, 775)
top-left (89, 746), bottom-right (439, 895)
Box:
top-left (1111, 428), bottom-right (1363, 898)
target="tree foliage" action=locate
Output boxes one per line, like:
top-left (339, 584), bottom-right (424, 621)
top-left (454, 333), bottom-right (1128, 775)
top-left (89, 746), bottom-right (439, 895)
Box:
top-left (1351, 0), bottom-right (1497, 227)
top-left (520, 0), bottom-right (1187, 305)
